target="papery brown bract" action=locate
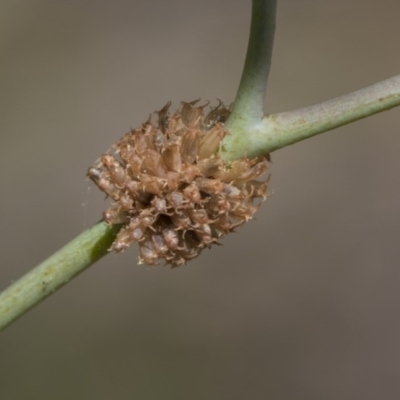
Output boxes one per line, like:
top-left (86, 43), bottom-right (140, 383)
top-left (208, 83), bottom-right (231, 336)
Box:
top-left (88, 101), bottom-right (269, 266)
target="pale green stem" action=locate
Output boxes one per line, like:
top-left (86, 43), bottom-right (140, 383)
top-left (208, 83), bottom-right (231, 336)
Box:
top-left (222, 74), bottom-right (400, 160)
top-left (0, 221), bottom-right (121, 332)
top-left (225, 0), bottom-right (276, 131)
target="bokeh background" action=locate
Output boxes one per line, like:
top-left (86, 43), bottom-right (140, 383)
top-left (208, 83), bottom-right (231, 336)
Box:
top-left (1, 1), bottom-right (400, 399)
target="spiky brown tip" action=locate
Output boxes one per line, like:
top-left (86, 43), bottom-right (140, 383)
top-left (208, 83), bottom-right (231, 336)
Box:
top-left (88, 100), bottom-right (269, 266)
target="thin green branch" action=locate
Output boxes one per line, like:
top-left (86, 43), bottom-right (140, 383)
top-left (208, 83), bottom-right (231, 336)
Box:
top-left (225, 0), bottom-right (276, 130)
top-left (222, 74), bottom-right (400, 160)
top-left (0, 221), bottom-right (121, 332)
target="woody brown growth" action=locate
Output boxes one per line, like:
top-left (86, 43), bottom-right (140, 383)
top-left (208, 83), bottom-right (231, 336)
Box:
top-left (88, 100), bottom-right (269, 266)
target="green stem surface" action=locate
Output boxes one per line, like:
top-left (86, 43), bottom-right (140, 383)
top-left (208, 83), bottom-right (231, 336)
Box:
top-left (0, 221), bottom-right (121, 332)
top-left (222, 74), bottom-right (400, 160)
top-left (226, 0), bottom-right (276, 131)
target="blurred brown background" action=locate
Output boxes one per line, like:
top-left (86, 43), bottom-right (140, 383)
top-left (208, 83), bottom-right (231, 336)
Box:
top-left (1, 1), bottom-right (400, 399)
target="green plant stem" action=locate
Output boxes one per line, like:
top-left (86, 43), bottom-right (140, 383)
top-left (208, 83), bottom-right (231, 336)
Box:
top-left (222, 74), bottom-right (400, 160)
top-left (222, 0), bottom-right (400, 160)
top-left (0, 221), bottom-right (121, 332)
top-left (226, 0), bottom-right (276, 130)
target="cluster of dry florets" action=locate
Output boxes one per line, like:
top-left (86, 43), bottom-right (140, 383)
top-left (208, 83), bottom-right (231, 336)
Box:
top-left (88, 100), bottom-right (269, 266)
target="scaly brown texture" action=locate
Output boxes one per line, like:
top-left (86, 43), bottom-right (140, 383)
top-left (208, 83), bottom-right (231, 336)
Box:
top-left (88, 100), bottom-right (269, 266)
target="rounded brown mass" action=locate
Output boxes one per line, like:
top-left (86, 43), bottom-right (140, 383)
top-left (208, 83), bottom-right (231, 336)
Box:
top-left (88, 100), bottom-right (269, 266)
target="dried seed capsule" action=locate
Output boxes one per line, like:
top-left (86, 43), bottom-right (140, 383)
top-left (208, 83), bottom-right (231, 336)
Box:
top-left (207, 195), bottom-right (231, 215)
top-left (181, 164), bottom-right (200, 184)
top-left (223, 184), bottom-right (244, 199)
top-left (151, 197), bottom-right (168, 214)
top-left (133, 131), bottom-right (152, 154)
top-left (131, 227), bottom-right (144, 242)
top-left (87, 167), bottom-right (102, 182)
top-left (111, 228), bottom-right (131, 252)
top-left (163, 229), bottom-right (179, 250)
top-left (152, 234), bottom-right (168, 255)
top-left (183, 183), bottom-right (201, 203)
top-left (176, 241), bottom-right (199, 261)
top-left (163, 143), bottom-right (182, 172)
top-left (166, 191), bottom-right (185, 209)
top-left (142, 149), bottom-right (169, 178)
top-left (138, 240), bottom-right (158, 265)
top-left (196, 157), bottom-right (223, 177)
top-left (194, 224), bottom-right (217, 245)
top-left (242, 180), bottom-right (268, 199)
top-left (180, 129), bottom-right (200, 163)
top-left (213, 214), bottom-right (235, 233)
top-left (165, 113), bottom-right (184, 136)
top-left (232, 159), bottom-right (268, 184)
top-left (188, 208), bottom-right (213, 225)
top-left (119, 193), bottom-right (134, 210)
top-left (140, 174), bottom-right (166, 195)
top-left (203, 100), bottom-right (230, 129)
top-left (103, 208), bottom-right (128, 224)
top-left (127, 153), bottom-right (142, 178)
top-left (214, 159), bottom-right (252, 182)
top-left (181, 100), bottom-right (203, 128)
top-left (156, 101), bottom-right (171, 134)
top-left (138, 211), bottom-right (157, 229)
top-left (229, 200), bottom-right (259, 221)
top-left (195, 177), bottom-right (224, 194)
top-left (170, 212), bottom-right (192, 230)
top-left (118, 142), bottom-right (135, 163)
top-left (87, 168), bottom-right (121, 200)
top-left (197, 124), bottom-right (225, 159)
top-left (165, 171), bottom-right (180, 191)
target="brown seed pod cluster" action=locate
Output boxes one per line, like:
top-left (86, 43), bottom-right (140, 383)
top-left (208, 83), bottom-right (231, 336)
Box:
top-left (88, 100), bottom-right (269, 266)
